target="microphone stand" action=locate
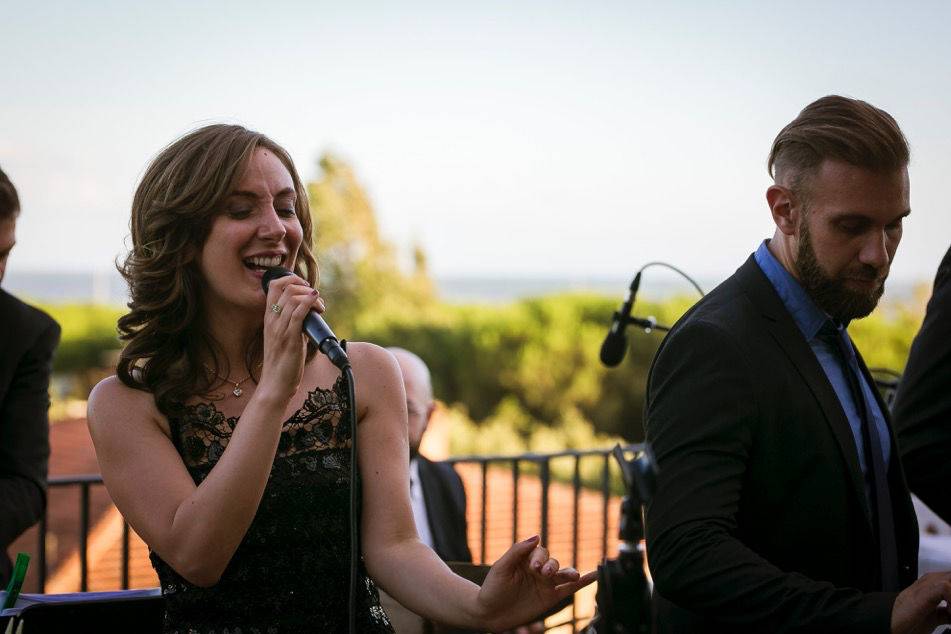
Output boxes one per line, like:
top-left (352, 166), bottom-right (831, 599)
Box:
top-left (588, 261), bottom-right (700, 631)
top-left (586, 445), bottom-right (658, 634)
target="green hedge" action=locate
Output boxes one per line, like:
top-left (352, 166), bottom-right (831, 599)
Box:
top-left (36, 293), bottom-right (922, 444)
top-left (38, 302), bottom-right (124, 375)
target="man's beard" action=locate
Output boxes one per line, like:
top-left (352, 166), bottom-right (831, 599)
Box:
top-left (795, 222), bottom-right (886, 323)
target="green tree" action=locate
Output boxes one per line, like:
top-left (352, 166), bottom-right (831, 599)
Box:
top-left (307, 154), bottom-right (434, 333)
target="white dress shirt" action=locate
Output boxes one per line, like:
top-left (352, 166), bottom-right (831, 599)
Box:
top-left (409, 458), bottom-right (435, 550)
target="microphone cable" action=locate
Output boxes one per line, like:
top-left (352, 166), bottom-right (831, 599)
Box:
top-left (343, 355), bottom-right (359, 634)
top-left (259, 268), bottom-right (358, 632)
top-left (636, 261), bottom-right (705, 298)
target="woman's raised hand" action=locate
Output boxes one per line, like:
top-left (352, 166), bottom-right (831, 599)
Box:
top-left (259, 273), bottom-right (325, 400)
top-left (475, 535), bottom-right (597, 632)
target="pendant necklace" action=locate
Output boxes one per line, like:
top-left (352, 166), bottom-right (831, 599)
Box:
top-left (204, 363), bottom-right (260, 398)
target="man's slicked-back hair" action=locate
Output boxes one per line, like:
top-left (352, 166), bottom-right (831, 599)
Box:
top-left (768, 95), bottom-right (909, 194)
top-left (0, 166), bottom-right (20, 221)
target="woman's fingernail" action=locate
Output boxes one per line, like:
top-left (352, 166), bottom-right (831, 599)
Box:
top-left (311, 289), bottom-right (318, 295)
top-left (522, 534), bottom-right (539, 544)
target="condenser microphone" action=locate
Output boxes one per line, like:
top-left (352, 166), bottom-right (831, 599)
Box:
top-left (599, 272), bottom-right (641, 367)
top-left (261, 267), bottom-right (351, 370)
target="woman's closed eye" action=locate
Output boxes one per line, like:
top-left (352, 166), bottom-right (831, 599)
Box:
top-left (227, 207), bottom-right (254, 219)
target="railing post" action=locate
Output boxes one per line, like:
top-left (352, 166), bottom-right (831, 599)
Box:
top-left (37, 513), bottom-right (48, 593)
top-left (512, 459), bottom-right (520, 543)
top-left (121, 520), bottom-right (131, 589)
top-left (79, 482), bottom-right (90, 592)
top-left (539, 458), bottom-right (550, 546)
top-left (601, 453), bottom-right (610, 558)
top-left (572, 454), bottom-right (581, 634)
top-left (480, 460), bottom-right (488, 565)
top-left (572, 455), bottom-right (581, 569)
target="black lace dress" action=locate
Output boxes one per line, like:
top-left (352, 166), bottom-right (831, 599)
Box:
top-left (149, 375), bottom-right (394, 633)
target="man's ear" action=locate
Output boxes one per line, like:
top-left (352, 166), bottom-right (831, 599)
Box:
top-left (766, 184), bottom-right (801, 236)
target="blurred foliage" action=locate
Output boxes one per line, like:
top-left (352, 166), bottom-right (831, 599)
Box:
top-left (38, 302), bottom-right (124, 376)
top-left (307, 153), bottom-right (435, 331)
top-left (354, 293), bottom-right (697, 442)
top-left (850, 302), bottom-right (927, 372)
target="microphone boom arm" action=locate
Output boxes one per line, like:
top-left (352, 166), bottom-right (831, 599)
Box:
top-left (613, 313), bottom-right (670, 333)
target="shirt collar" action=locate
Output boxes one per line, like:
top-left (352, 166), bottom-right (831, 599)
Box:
top-left (753, 240), bottom-right (830, 340)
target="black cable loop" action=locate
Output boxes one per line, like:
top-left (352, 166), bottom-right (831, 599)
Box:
top-left (636, 261), bottom-right (705, 297)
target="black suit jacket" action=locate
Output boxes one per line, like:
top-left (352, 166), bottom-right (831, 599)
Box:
top-left (644, 256), bottom-right (918, 633)
top-left (0, 289), bottom-right (60, 586)
top-left (893, 244), bottom-right (951, 523)
top-left (416, 456), bottom-right (472, 563)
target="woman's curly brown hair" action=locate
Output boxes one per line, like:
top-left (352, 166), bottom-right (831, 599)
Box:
top-left (117, 124), bottom-right (318, 416)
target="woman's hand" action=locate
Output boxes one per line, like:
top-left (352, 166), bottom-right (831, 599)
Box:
top-left (476, 535), bottom-right (597, 632)
top-left (259, 273), bottom-right (325, 401)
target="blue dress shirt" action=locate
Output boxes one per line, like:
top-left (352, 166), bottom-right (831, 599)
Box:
top-left (753, 241), bottom-right (892, 490)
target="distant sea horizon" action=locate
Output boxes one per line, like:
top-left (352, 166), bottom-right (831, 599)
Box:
top-left (3, 268), bottom-right (929, 306)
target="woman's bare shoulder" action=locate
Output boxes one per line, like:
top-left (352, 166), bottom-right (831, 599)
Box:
top-left (343, 341), bottom-right (401, 377)
top-left (336, 342), bottom-right (404, 417)
top-left (87, 375), bottom-right (168, 436)
top-left (343, 340), bottom-right (393, 362)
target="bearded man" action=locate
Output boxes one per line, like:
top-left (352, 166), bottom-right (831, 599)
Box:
top-left (644, 96), bottom-right (951, 633)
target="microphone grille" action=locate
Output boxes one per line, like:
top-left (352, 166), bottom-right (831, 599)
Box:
top-left (599, 332), bottom-right (628, 367)
top-left (261, 266), bottom-right (293, 292)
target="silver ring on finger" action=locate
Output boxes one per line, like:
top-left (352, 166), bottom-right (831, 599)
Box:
top-left (271, 303), bottom-right (283, 314)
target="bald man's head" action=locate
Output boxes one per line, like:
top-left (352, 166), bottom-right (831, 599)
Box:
top-left (388, 347), bottom-right (435, 458)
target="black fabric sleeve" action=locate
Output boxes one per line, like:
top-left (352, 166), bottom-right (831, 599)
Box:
top-left (645, 320), bottom-right (894, 633)
top-left (0, 317), bottom-right (60, 547)
top-left (894, 245), bottom-right (951, 522)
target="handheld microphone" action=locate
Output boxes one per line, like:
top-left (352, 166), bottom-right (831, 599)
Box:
top-left (599, 272), bottom-right (641, 367)
top-left (261, 267), bottom-right (351, 370)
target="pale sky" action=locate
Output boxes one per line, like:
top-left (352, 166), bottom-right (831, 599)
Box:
top-left (2, 1), bottom-right (949, 288)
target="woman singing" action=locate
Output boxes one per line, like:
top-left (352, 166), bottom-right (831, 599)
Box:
top-left (87, 124), bottom-right (593, 632)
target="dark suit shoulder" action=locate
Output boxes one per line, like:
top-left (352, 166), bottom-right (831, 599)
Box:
top-left (416, 456), bottom-right (471, 562)
top-left (417, 456), bottom-right (466, 494)
top-left (653, 274), bottom-right (764, 385)
top-left (893, 244), bottom-right (951, 520)
top-left (672, 257), bottom-right (765, 331)
top-left (0, 289), bottom-right (61, 344)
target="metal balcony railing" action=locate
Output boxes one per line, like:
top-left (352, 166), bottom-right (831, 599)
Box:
top-left (29, 445), bottom-right (641, 632)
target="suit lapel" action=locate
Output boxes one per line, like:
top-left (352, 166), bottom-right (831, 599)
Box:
top-left (416, 458), bottom-right (447, 559)
top-left (736, 258), bottom-right (874, 528)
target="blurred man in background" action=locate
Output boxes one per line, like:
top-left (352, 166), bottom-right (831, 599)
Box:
top-left (378, 347), bottom-right (472, 633)
top-left (389, 347), bottom-right (472, 564)
top-left (0, 165), bottom-right (60, 586)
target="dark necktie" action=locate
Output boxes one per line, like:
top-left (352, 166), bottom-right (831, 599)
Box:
top-left (820, 321), bottom-right (900, 591)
